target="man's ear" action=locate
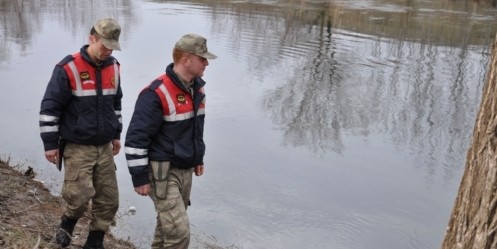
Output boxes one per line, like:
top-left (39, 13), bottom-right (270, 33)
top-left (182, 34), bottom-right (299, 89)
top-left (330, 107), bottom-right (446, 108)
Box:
top-left (180, 55), bottom-right (190, 65)
top-left (89, 35), bottom-right (96, 44)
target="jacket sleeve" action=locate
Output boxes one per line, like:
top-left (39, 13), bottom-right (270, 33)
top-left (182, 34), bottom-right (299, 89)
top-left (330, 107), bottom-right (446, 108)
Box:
top-left (113, 68), bottom-right (123, 140)
top-left (124, 87), bottom-right (163, 187)
top-left (39, 62), bottom-right (73, 151)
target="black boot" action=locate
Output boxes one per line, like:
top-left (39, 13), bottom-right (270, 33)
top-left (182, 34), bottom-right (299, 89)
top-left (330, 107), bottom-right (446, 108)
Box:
top-left (55, 216), bottom-right (78, 247)
top-left (83, 230), bottom-right (105, 249)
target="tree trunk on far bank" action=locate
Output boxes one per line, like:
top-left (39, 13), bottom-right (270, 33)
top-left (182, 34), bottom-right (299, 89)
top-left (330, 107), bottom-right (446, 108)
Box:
top-left (440, 34), bottom-right (497, 249)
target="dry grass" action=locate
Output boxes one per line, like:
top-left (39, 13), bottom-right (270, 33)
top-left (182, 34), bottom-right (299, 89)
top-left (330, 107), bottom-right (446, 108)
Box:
top-left (0, 160), bottom-right (136, 249)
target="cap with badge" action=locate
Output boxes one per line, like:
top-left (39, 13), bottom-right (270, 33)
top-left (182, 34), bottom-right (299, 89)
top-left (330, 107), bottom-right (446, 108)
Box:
top-left (93, 18), bottom-right (121, 51)
top-left (175, 33), bottom-right (217, 59)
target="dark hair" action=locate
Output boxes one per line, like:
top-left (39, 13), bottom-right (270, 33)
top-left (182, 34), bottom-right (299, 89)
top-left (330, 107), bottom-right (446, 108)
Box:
top-left (90, 27), bottom-right (101, 39)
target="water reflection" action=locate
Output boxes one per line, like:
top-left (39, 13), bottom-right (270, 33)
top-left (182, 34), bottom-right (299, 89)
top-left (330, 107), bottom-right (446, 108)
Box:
top-left (0, 0), bottom-right (134, 64)
top-left (155, 0), bottom-right (497, 46)
top-left (1, 1), bottom-right (494, 162)
top-left (0, 0), bottom-right (34, 63)
top-left (268, 34), bottom-right (487, 185)
top-left (1, 0), bottom-right (497, 248)
top-left (167, 0), bottom-right (496, 180)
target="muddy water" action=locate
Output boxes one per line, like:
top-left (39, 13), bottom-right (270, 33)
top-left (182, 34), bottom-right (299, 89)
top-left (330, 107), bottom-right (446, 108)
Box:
top-left (1, 0), bottom-right (497, 248)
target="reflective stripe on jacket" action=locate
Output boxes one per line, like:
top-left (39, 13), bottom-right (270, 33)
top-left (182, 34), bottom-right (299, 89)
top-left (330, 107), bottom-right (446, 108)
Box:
top-left (64, 53), bottom-right (120, 97)
top-left (39, 45), bottom-right (123, 151)
top-left (125, 63), bottom-right (206, 187)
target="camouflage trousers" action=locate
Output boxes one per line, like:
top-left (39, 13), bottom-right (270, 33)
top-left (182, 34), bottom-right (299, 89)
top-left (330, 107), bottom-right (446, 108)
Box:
top-left (61, 142), bottom-right (119, 231)
top-left (149, 161), bottom-right (194, 249)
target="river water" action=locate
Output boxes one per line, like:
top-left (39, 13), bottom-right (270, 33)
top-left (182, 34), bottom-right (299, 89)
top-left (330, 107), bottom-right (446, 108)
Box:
top-left (1, 0), bottom-right (497, 248)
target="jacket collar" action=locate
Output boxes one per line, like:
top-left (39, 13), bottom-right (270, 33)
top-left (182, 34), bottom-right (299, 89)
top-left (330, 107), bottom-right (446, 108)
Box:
top-left (165, 63), bottom-right (206, 92)
top-left (79, 45), bottom-right (115, 68)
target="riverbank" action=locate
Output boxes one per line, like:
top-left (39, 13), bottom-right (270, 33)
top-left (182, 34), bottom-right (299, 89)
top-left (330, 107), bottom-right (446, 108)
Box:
top-left (0, 160), bottom-right (136, 248)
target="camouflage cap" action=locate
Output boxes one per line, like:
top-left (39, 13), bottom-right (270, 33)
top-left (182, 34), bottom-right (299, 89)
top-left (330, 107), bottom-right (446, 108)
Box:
top-left (93, 18), bottom-right (121, 51)
top-left (175, 34), bottom-right (217, 59)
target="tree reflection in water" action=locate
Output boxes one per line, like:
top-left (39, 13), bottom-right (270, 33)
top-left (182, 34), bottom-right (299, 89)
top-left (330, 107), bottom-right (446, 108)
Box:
top-left (0, 0), bottom-right (134, 64)
top-left (194, 0), bottom-right (496, 182)
top-left (1, 0), bottom-right (497, 247)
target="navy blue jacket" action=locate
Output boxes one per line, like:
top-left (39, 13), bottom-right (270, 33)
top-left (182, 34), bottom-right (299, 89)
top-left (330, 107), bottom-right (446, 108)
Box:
top-left (39, 45), bottom-right (123, 151)
top-left (125, 63), bottom-right (206, 187)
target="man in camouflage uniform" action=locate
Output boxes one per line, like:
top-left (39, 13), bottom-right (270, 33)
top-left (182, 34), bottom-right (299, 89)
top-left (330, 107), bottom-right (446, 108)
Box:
top-left (125, 33), bottom-right (217, 248)
top-left (39, 18), bottom-right (123, 249)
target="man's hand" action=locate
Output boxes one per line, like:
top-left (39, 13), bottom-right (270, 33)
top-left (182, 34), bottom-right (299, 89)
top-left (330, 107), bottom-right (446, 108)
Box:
top-left (45, 149), bottom-right (59, 164)
top-left (194, 164), bottom-right (204, 176)
top-left (112, 139), bottom-right (121, 155)
top-left (135, 184), bottom-right (151, 196)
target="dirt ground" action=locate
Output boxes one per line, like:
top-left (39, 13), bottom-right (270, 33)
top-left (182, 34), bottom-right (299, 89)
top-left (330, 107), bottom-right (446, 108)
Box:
top-left (0, 160), bottom-right (136, 249)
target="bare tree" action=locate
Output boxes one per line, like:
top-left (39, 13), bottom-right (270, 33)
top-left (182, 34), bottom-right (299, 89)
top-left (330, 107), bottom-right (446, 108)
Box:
top-left (441, 33), bottom-right (497, 249)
